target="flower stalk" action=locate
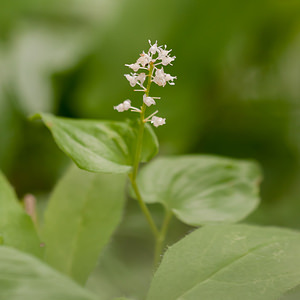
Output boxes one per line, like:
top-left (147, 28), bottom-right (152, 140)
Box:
top-left (131, 62), bottom-right (154, 181)
top-left (129, 62), bottom-right (159, 239)
top-left (154, 209), bottom-right (172, 267)
top-left (114, 40), bottom-right (176, 265)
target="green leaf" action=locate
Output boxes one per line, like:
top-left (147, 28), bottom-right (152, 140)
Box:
top-left (147, 224), bottom-right (300, 300)
top-left (32, 113), bottom-right (158, 174)
top-left (136, 155), bottom-right (262, 225)
top-left (42, 164), bottom-right (126, 284)
top-left (0, 170), bottom-right (43, 258)
top-left (0, 246), bottom-right (98, 300)
top-left (280, 285), bottom-right (300, 300)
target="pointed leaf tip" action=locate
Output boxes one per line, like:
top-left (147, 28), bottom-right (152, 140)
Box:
top-left (32, 113), bottom-right (159, 174)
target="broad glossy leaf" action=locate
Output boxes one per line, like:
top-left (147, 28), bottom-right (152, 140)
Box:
top-left (0, 246), bottom-right (98, 300)
top-left (32, 113), bottom-right (158, 174)
top-left (0, 170), bottom-right (43, 258)
top-left (147, 224), bottom-right (300, 300)
top-left (42, 165), bottom-right (126, 284)
top-left (136, 155), bottom-right (262, 225)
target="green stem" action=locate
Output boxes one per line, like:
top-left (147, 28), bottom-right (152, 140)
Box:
top-left (131, 62), bottom-right (154, 179)
top-left (129, 62), bottom-right (171, 267)
top-left (154, 209), bottom-right (172, 267)
top-left (130, 178), bottom-right (159, 238)
top-left (145, 62), bottom-right (154, 96)
top-left (131, 103), bottom-right (146, 181)
top-left (129, 62), bottom-right (159, 238)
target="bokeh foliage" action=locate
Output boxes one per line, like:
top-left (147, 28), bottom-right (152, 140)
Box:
top-left (1, 0), bottom-right (300, 299)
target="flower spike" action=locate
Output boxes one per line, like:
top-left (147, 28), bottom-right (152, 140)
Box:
top-left (114, 40), bottom-right (176, 128)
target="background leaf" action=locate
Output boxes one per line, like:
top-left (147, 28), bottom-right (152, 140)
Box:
top-left (136, 155), bottom-right (262, 226)
top-left (0, 246), bottom-right (98, 300)
top-left (147, 224), bottom-right (300, 300)
top-left (0, 170), bottom-right (43, 258)
top-left (42, 164), bottom-right (126, 284)
top-left (32, 113), bottom-right (158, 174)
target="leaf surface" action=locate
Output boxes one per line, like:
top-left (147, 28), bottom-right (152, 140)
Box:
top-left (0, 170), bottom-right (43, 257)
top-left (280, 285), bottom-right (300, 300)
top-left (147, 224), bottom-right (300, 300)
top-left (0, 246), bottom-right (98, 300)
top-left (32, 113), bottom-right (158, 174)
top-left (42, 165), bottom-right (126, 284)
top-left (136, 155), bottom-right (262, 225)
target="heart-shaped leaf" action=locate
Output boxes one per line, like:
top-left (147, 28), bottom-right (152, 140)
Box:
top-left (136, 155), bottom-right (262, 226)
top-left (147, 224), bottom-right (300, 300)
top-left (0, 170), bottom-right (43, 258)
top-left (42, 164), bottom-right (126, 284)
top-left (32, 113), bottom-right (158, 174)
top-left (0, 246), bottom-right (98, 300)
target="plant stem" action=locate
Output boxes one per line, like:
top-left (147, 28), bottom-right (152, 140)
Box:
top-left (131, 107), bottom-right (145, 180)
top-left (129, 62), bottom-right (172, 267)
top-left (154, 209), bottom-right (172, 267)
top-left (131, 62), bottom-right (154, 179)
top-left (130, 178), bottom-right (159, 238)
top-left (129, 62), bottom-right (159, 238)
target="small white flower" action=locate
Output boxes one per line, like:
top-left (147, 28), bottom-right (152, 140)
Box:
top-left (161, 55), bottom-right (176, 66)
top-left (137, 73), bottom-right (147, 85)
top-left (137, 51), bottom-right (152, 67)
top-left (153, 68), bottom-right (167, 87)
top-left (125, 62), bottom-right (140, 72)
top-left (149, 40), bottom-right (159, 55)
top-left (114, 100), bottom-right (131, 112)
top-left (153, 68), bottom-right (176, 87)
top-left (165, 73), bottom-right (177, 85)
top-left (143, 94), bottom-right (156, 107)
top-left (123, 100), bottom-right (131, 110)
top-left (124, 74), bottom-right (138, 87)
top-left (151, 116), bottom-right (166, 127)
top-left (156, 45), bottom-right (176, 66)
top-left (158, 48), bottom-right (171, 58)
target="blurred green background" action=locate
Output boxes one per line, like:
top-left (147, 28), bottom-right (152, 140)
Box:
top-left (1, 0), bottom-right (300, 298)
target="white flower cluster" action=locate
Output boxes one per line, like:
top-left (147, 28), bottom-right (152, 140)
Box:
top-left (113, 100), bottom-right (132, 112)
top-left (124, 73), bottom-right (146, 88)
top-left (151, 116), bottom-right (166, 127)
top-left (114, 40), bottom-right (176, 127)
top-left (113, 100), bottom-right (141, 113)
top-left (124, 40), bottom-right (176, 89)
